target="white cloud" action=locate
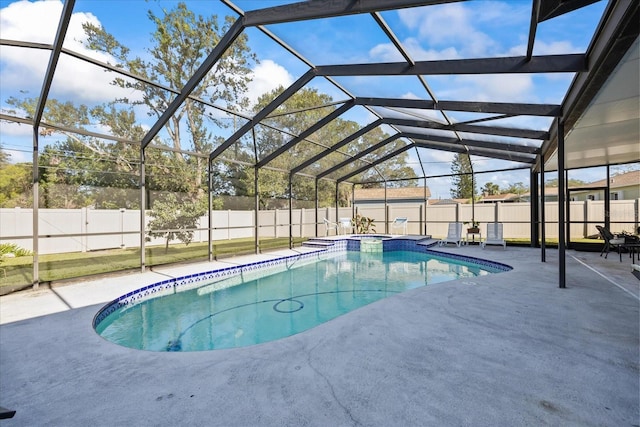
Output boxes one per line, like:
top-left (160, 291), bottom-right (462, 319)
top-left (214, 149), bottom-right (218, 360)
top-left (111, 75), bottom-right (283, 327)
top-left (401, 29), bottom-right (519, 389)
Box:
top-left (246, 59), bottom-right (294, 108)
top-left (1, 0), bottom-right (61, 44)
top-left (436, 74), bottom-right (535, 103)
top-left (507, 40), bottom-right (579, 56)
top-left (0, 0), bottom-right (135, 104)
top-left (370, 38), bottom-right (460, 62)
top-left (397, 3), bottom-right (497, 57)
top-left (369, 43), bottom-right (404, 62)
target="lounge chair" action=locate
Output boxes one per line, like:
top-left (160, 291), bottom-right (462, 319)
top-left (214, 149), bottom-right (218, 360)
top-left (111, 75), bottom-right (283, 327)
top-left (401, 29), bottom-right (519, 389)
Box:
top-left (482, 222), bottom-right (506, 249)
top-left (391, 217), bottom-right (408, 235)
top-left (438, 222), bottom-right (463, 247)
top-left (595, 225), bottom-right (624, 259)
top-left (339, 217), bottom-right (353, 234)
top-left (323, 218), bottom-right (338, 236)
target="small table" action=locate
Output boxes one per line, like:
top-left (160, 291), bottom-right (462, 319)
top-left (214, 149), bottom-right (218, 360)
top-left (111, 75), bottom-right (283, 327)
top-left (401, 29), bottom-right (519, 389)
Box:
top-left (619, 242), bottom-right (640, 262)
top-left (464, 231), bottom-right (482, 245)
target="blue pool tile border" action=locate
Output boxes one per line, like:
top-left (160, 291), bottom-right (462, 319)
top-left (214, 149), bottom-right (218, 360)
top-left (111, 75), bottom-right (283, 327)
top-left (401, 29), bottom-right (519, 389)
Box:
top-left (93, 237), bottom-right (511, 329)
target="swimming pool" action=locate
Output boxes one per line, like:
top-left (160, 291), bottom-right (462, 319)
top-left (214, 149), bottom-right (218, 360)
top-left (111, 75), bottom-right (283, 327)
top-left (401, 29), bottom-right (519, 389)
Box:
top-left (94, 239), bottom-right (511, 352)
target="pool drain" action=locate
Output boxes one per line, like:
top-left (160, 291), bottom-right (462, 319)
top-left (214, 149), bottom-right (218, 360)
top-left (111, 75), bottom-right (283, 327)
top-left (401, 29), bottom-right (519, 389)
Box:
top-left (273, 298), bottom-right (304, 313)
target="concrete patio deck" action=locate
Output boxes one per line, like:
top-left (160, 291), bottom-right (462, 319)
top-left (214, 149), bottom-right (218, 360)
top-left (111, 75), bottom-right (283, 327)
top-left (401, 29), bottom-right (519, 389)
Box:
top-left (0, 243), bottom-right (638, 426)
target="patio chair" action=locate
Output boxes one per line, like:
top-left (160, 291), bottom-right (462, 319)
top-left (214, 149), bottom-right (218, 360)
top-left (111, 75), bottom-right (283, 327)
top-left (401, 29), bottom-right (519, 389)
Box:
top-left (438, 222), bottom-right (463, 247)
top-left (390, 217), bottom-right (408, 235)
top-left (339, 217), bottom-right (353, 234)
top-left (323, 218), bottom-right (338, 236)
top-left (596, 225), bottom-right (624, 259)
top-left (481, 222), bottom-right (506, 249)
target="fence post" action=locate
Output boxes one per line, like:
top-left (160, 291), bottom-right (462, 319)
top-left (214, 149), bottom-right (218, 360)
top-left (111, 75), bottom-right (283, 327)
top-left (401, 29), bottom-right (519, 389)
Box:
top-left (300, 208), bottom-right (304, 238)
top-left (81, 207), bottom-right (88, 252)
top-left (274, 209), bottom-right (278, 238)
top-left (585, 199), bottom-right (590, 238)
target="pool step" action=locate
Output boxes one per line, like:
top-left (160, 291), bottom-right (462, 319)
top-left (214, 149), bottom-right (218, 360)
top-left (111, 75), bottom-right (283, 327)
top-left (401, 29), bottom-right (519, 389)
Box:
top-left (302, 239), bottom-right (336, 249)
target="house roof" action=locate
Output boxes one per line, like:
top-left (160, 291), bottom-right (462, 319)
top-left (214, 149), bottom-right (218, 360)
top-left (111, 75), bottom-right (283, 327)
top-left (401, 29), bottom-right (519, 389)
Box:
top-left (576, 170), bottom-right (640, 189)
top-left (354, 186), bottom-right (431, 201)
top-left (428, 198), bottom-right (467, 205)
top-left (478, 193), bottom-right (521, 202)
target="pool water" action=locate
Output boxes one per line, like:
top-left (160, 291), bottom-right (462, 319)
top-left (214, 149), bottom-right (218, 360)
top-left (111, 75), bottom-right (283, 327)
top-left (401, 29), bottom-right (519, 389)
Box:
top-left (96, 250), bottom-right (503, 352)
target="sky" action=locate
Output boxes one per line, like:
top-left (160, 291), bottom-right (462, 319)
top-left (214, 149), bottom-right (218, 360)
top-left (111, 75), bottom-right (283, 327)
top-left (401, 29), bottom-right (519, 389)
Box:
top-left (1, 0), bottom-right (628, 198)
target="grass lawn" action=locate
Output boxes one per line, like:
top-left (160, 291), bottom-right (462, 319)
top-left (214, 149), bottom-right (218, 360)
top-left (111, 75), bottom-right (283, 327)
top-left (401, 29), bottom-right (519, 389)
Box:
top-left (0, 237), bottom-right (307, 293)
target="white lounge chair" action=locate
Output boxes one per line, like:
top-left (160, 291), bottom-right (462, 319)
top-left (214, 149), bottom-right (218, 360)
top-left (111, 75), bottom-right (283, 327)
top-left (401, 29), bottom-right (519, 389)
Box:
top-left (482, 222), bottom-right (506, 249)
top-left (438, 222), bottom-right (463, 247)
top-left (323, 218), bottom-right (338, 236)
top-left (391, 217), bottom-right (408, 235)
top-left (339, 217), bottom-right (353, 234)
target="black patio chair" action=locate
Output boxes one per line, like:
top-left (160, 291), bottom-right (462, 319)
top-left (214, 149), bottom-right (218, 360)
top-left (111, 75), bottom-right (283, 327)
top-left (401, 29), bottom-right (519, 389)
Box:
top-left (595, 225), bottom-right (622, 259)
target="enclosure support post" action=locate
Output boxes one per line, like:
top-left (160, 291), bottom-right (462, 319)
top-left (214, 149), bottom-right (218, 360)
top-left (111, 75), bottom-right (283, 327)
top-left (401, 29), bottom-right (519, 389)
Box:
top-left (254, 166), bottom-right (260, 254)
top-left (384, 181), bottom-right (388, 234)
top-left (140, 148), bottom-right (146, 272)
top-left (32, 130), bottom-right (39, 287)
top-left (605, 165), bottom-right (611, 230)
top-left (30, 0), bottom-right (75, 287)
top-left (424, 178), bottom-right (428, 235)
top-left (540, 156), bottom-right (546, 262)
top-left (252, 128), bottom-right (259, 254)
top-left (351, 185), bottom-right (355, 219)
top-left (288, 173), bottom-right (293, 249)
top-left (315, 178), bottom-right (319, 237)
top-left (335, 183), bottom-right (339, 225)
top-left (208, 160), bottom-right (213, 262)
top-left (558, 119), bottom-right (566, 288)
top-left (530, 168), bottom-right (539, 248)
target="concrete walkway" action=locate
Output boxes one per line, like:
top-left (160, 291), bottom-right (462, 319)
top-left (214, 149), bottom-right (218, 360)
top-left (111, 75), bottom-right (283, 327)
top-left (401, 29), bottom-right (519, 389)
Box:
top-left (1, 244), bottom-right (638, 426)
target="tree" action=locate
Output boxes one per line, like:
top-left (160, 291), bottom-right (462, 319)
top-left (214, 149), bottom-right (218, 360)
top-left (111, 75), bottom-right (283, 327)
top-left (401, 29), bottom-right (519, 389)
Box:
top-left (503, 182), bottom-right (528, 195)
top-left (230, 86), bottom-right (416, 208)
top-left (0, 144), bottom-right (10, 165)
top-left (5, 3), bottom-right (253, 211)
top-left (545, 178), bottom-right (585, 188)
top-left (450, 153), bottom-right (475, 199)
top-left (83, 2), bottom-right (256, 192)
top-left (482, 182), bottom-right (500, 196)
top-left (145, 193), bottom-right (213, 252)
top-left (0, 144), bottom-right (32, 207)
top-left (0, 163), bottom-right (32, 208)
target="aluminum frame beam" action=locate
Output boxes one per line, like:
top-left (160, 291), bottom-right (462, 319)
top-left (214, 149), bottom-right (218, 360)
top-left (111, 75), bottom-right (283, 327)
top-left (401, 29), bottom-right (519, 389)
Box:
top-left (400, 132), bottom-right (540, 154)
top-left (316, 134), bottom-right (401, 180)
top-left (242, 0), bottom-right (463, 26)
top-left (209, 70), bottom-right (316, 161)
top-left (356, 97), bottom-right (562, 116)
top-left (338, 144), bottom-right (415, 183)
top-left (291, 118), bottom-right (384, 174)
top-left (411, 141), bottom-right (536, 164)
top-left (141, 18), bottom-right (245, 149)
top-left (256, 100), bottom-right (355, 167)
top-left (316, 54), bottom-right (586, 76)
top-left (386, 117), bottom-right (549, 140)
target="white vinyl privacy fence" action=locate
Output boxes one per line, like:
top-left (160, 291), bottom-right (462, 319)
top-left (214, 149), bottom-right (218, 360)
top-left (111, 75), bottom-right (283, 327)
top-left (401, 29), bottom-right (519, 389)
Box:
top-left (1, 200), bottom-right (638, 255)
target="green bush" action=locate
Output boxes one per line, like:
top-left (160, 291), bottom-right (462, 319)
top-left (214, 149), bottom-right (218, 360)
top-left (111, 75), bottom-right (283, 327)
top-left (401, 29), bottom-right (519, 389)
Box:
top-left (0, 243), bottom-right (33, 257)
